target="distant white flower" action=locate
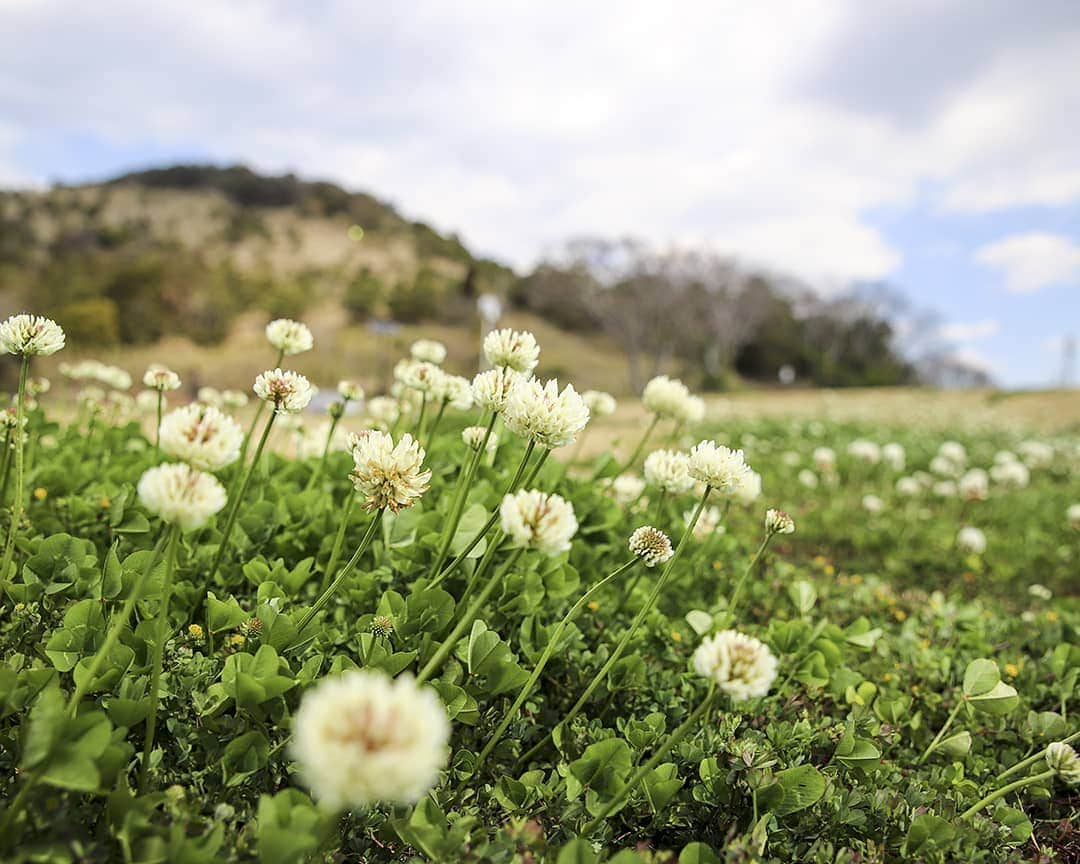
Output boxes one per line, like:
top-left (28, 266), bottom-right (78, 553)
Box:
top-left (462, 425), bottom-right (499, 452)
top-left (136, 390), bottom-right (160, 413)
top-left (846, 440), bottom-right (881, 465)
top-left (933, 480), bottom-right (957, 498)
top-left (137, 463), bottom-right (227, 531)
top-left (765, 509), bottom-right (795, 535)
top-left (583, 390), bottom-right (617, 417)
top-left (678, 394), bottom-right (706, 425)
top-left (1068, 503), bottom-right (1080, 531)
top-left (502, 378), bottom-right (589, 449)
top-left (396, 360), bottom-right (444, 395)
top-left (350, 431), bottom-right (431, 512)
top-left (958, 469), bottom-right (989, 501)
top-left (798, 469), bottom-right (819, 489)
top-left (338, 380), bottom-right (365, 402)
top-left (266, 318), bottom-right (313, 355)
top-left (610, 474), bottom-right (646, 506)
top-left (222, 390), bottom-right (249, 410)
top-left (0, 314), bottom-right (65, 356)
top-left (1028, 583), bottom-right (1053, 601)
top-left (472, 368), bottom-right (524, 413)
top-left (253, 368), bottom-right (314, 414)
top-left (956, 526), bottom-right (986, 555)
top-left (693, 630), bottom-right (778, 701)
top-left (1045, 742), bottom-right (1080, 785)
top-left (782, 451), bottom-right (801, 467)
top-left (159, 404), bottom-right (244, 471)
top-left (299, 420), bottom-right (350, 458)
top-left (896, 476), bottom-right (921, 496)
top-left (366, 396), bottom-right (401, 427)
top-left (292, 670), bottom-right (450, 809)
top-left (410, 339), bottom-right (447, 365)
top-left (642, 375), bottom-right (692, 421)
top-left (197, 386), bottom-right (223, 408)
top-left (27, 376), bottom-right (50, 396)
top-left (143, 365), bottom-right (181, 391)
top-left (433, 373), bottom-right (473, 410)
top-left (990, 459), bottom-right (1029, 488)
top-left (938, 441), bottom-right (967, 465)
top-left (882, 442), bottom-right (906, 471)
top-left (733, 469), bottom-right (762, 505)
top-left (812, 447), bottom-right (836, 472)
top-left (687, 504), bottom-right (725, 541)
top-left (643, 449), bottom-right (693, 495)
top-left (930, 455), bottom-right (960, 478)
top-left (499, 489), bottom-right (578, 555)
top-left (688, 440), bottom-right (753, 496)
top-left (483, 328), bottom-right (540, 374)
top-left (862, 494), bottom-right (885, 515)
top-left (1019, 440), bottom-right (1053, 470)
top-left (628, 525), bottom-right (674, 567)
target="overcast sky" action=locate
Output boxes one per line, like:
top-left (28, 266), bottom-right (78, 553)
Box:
top-left (2, 0), bottom-right (1078, 386)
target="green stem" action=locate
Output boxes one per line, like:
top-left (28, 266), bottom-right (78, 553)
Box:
top-left (139, 523), bottom-right (181, 793)
top-left (0, 766), bottom-right (42, 845)
top-left (997, 730), bottom-right (1080, 781)
top-left (235, 348), bottom-right (284, 479)
top-left (68, 535), bottom-right (167, 716)
top-left (526, 487), bottom-right (712, 762)
top-left (323, 489), bottom-right (357, 590)
top-left (725, 533), bottom-right (774, 619)
top-left (208, 409), bottom-right (277, 583)
top-left (295, 510), bottom-right (382, 635)
top-left (620, 415), bottom-right (660, 474)
top-left (305, 410), bottom-right (342, 491)
top-left (457, 530), bottom-right (504, 614)
top-left (582, 685), bottom-right (718, 833)
top-left (959, 769), bottom-right (1055, 820)
top-left (413, 393), bottom-right (428, 440)
top-left (425, 399), bottom-right (448, 448)
top-left (918, 699), bottom-right (965, 765)
top-left (0, 355), bottom-right (29, 581)
top-left (0, 429), bottom-right (11, 506)
top-left (477, 558), bottom-right (638, 768)
top-left (154, 391), bottom-right (163, 452)
top-left (416, 549), bottom-right (523, 685)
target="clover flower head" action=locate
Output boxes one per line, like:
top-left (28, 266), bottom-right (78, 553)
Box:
top-left (582, 390), bottom-right (617, 417)
top-left (472, 367), bottom-right (525, 413)
top-left (628, 525), bottom-right (674, 567)
top-left (502, 378), bottom-right (589, 449)
top-left (159, 403), bottom-right (244, 471)
top-left (499, 489), bottom-right (578, 556)
top-left (643, 449), bottom-right (694, 495)
top-left (266, 318), bottom-right (313, 355)
top-left (688, 440), bottom-right (754, 496)
top-left (693, 630), bottom-right (778, 701)
top-left (143, 365), bottom-right (181, 392)
top-left (253, 368), bottom-right (314, 414)
top-left (765, 509), bottom-right (795, 535)
top-left (349, 431), bottom-right (431, 512)
top-left (338, 380), bottom-right (365, 402)
top-left (410, 339), bottom-right (447, 365)
top-left (137, 463), bottom-right (227, 531)
top-left (0, 314), bottom-right (65, 356)
top-left (956, 526), bottom-right (986, 555)
top-left (1045, 742), bottom-right (1080, 784)
top-left (642, 375), bottom-right (692, 420)
top-left (483, 328), bottom-right (539, 374)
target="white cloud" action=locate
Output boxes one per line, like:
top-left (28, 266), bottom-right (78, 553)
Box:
top-left (974, 232), bottom-right (1080, 293)
top-left (937, 318), bottom-right (1000, 342)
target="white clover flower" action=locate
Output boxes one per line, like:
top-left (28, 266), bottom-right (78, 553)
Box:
top-left (462, 425), bottom-right (499, 453)
top-left (77, 386), bottom-right (105, 410)
top-left (930, 455), bottom-right (960, 478)
top-left (410, 339), bottom-right (447, 365)
top-left (610, 474), bottom-right (646, 506)
top-left (846, 440), bottom-right (881, 465)
top-left (693, 630), bottom-right (778, 701)
top-left (499, 489), bottom-right (578, 556)
top-left (643, 449), bottom-right (694, 495)
top-left (895, 476), bottom-right (921, 496)
top-left (502, 378), bottom-right (590, 449)
top-left (734, 469), bottom-right (762, 505)
top-left (994, 449), bottom-right (1018, 465)
top-left (197, 386), bottom-right (223, 408)
top-left (299, 421), bottom-right (350, 458)
top-left (222, 389), bottom-right (249, 410)
top-left (135, 390), bottom-right (160, 413)
top-left (366, 396), bottom-right (400, 427)
top-left (338, 380), bottom-right (365, 402)
top-left (933, 480), bottom-right (957, 498)
top-left (483, 328), bottom-right (539, 374)
top-left (938, 441), bottom-right (967, 465)
top-left (27, 376), bottom-right (50, 396)
top-left (0, 314), bottom-right (65, 356)
top-left (266, 318), bottom-right (313, 355)
top-left (1019, 440), bottom-right (1053, 470)
top-left (350, 431), bottom-right (431, 512)
top-left (862, 494), bottom-right (885, 515)
top-left (1045, 742), bottom-right (1080, 785)
top-left (1028, 584), bottom-right (1053, 601)
top-left (642, 375), bottom-right (692, 420)
top-left (798, 469), bottom-right (819, 489)
top-left (882, 442), bottom-right (906, 471)
top-left (137, 463), bottom-right (227, 531)
top-left (582, 390), bottom-right (617, 417)
top-left (396, 360), bottom-right (445, 395)
top-left (956, 526), bottom-right (986, 555)
top-left (292, 670), bottom-right (450, 810)
top-left (687, 504), bottom-right (725, 541)
top-left (765, 509), bottom-right (795, 535)
top-left (812, 447), bottom-right (836, 472)
top-left (991, 459), bottom-right (1030, 488)
top-left (1068, 503), bottom-right (1080, 531)
top-left (159, 404), bottom-right (244, 471)
top-left (472, 368), bottom-right (524, 413)
top-left (433, 373), bottom-right (473, 410)
top-left (253, 368), bottom-right (314, 414)
top-left (781, 451), bottom-right (801, 467)
top-left (628, 525), bottom-right (673, 567)
top-left (678, 394), bottom-right (706, 426)
top-left (142, 365), bottom-right (181, 391)
top-left (688, 440), bottom-right (754, 496)
top-left (958, 468), bottom-right (989, 501)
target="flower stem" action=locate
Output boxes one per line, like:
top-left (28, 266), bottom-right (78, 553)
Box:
top-left (581, 685), bottom-right (718, 833)
top-left (139, 523), bottom-right (181, 793)
top-left (154, 391), bottom-right (163, 453)
top-left (235, 348), bottom-right (284, 480)
top-left (208, 410), bottom-right (277, 583)
top-left (997, 730), bottom-right (1080, 781)
top-left (425, 399), bottom-right (448, 448)
top-left (725, 533), bottom-right (774, 619)
top-left (68, 534), bottom-right (167, 717)
top-left (305, 410), bottom-right (342, 491)
top-left (323, 488), bottom-right (357, 590)
top-left (477, 558), bottom-right (638, 768)
top-left (295, 509), bottom-right (382, 635)
top-left (416, 549), bottom-right (523, 685)
top-left (959, 769), bottom-right (1055, 820)
top-left (620, 414), bottom-right (660, 473)
top-left (918, 699), bottom-right (965, 764)
top-left (414, 393), bottom-right (428, 440)
top-left (523, 487), bottom-right (712, 763)
top-left (0, 355), bottom-right (29, 582)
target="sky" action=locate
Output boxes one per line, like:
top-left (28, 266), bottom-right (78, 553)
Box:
top-left (1, 0), bottom-right (1078, 387)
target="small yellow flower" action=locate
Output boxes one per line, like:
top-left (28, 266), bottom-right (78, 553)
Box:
top-left (1004, 663), bottom-right (1018, 679)
top-left (188, 624), bottom-right (204, 639)
top-left (851, 574), bottom-right (862, 584)
top-left (99, 497), bottom-right (111, 509)
top-left (587, 601), bottom-right (599, 612)
top-left (911, 684), bottom-right (920, 693)
top-left (1046, 611), bottom-right (1060, 622)
top-left (228, 634), bottom-right (246, 647)
top-left (883, 673), bottom-right (892, 682)
top-left (892, 608), bottom-right (907, 622)
top-left (671, 631), bottom-right (683, 643)
top-left (32, 487), bottom-right (47, 501)
top-left (824, 564), bottom-right (835, 577)
top-left (920, 639), bottom-right (931, 650)
top-left (813, 555), bottom-right (827, 566)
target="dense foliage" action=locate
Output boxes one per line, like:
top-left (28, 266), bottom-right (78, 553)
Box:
top-left (0, 336), bottom-right (1076, 863)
